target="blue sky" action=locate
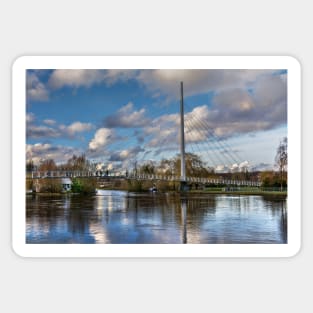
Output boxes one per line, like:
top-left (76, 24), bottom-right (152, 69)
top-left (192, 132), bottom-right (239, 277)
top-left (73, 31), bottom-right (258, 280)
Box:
top-left (26, 69), bottom-right (287, 172)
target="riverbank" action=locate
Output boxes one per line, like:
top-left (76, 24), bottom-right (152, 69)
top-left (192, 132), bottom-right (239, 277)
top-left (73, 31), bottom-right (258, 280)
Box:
top-left (27, 188), bottom-right (287, 198)
top-left (189, 189), bottom-right (287, 197)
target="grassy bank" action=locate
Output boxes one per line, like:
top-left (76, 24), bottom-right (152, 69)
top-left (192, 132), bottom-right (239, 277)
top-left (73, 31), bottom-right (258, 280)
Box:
top-left (27, 177), bottom-right (287, 197)
top-left (189, 188), bottom-right (287, 197)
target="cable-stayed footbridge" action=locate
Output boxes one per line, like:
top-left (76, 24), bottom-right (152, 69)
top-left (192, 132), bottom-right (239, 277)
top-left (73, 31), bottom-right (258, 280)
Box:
top-left (29, 82), bottom-right (261, 188)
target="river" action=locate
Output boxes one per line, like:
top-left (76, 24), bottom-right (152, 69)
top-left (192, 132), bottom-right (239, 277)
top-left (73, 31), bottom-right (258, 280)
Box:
top-left (26, 191), bottom-right (287, 244)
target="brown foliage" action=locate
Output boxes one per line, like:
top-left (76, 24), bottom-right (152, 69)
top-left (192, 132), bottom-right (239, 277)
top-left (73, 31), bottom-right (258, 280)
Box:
top-left (38, 159), bottom-right (57, 171)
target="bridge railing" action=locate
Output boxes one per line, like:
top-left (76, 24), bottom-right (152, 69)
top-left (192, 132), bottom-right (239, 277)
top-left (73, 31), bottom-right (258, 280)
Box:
top-left (29, 171), bottom-right (261, 187)
top-left (30, 171), bottom-right (101, 178)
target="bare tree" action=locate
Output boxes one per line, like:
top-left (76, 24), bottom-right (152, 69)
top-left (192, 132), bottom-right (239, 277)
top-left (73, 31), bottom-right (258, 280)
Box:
top-left (275, 137), bottom-right (287, 191)
top-left (38, 159), bottom-right (57, 171)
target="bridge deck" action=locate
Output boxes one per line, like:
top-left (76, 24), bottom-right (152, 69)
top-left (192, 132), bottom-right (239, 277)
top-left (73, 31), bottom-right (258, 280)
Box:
top-left (28, 171), bottom-right (261, 187)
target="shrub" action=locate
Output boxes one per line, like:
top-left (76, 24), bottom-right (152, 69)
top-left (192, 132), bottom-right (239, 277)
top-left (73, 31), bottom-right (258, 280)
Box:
top-left (38, 179), bottom-right (62, 193)
top-left (71, 178), bottom-right (97, 194)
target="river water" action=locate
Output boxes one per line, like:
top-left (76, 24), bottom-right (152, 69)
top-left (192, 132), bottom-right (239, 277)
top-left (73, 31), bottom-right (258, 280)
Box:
top-left (26, 191), bottom-right (287, 244)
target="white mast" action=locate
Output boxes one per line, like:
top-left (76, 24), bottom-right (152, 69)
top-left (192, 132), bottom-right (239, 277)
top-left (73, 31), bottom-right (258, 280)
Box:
top-left (180, 81), bottom-right (186, 182)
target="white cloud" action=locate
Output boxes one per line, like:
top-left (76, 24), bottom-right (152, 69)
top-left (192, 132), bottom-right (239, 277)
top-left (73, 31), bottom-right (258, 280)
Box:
top-left (136, 69), bottom-right (276, 99)
top-left (26, 143), bottom-right (80, 165)
top-left (239, 160), bottom-right (250, 169)
top-left (43, 119), bottom-right (57, 126)
top-left (103, 69), bottom-right (138, 85)
top-left (107, 146), bottom-right (145, 169)
top-left (109, 146), bottom-right (144, 161)
top-left (45, 69), bottom-right (279, 101)
top-left (89, 128), bottom-right (115, 151)
top-left (140, 106), bottom-right (214, 154)
top-left (253, 74), bottom-right (287, 108)
top-left (103, 102), bottom-right (150, 128)
top-left (95, 163), bottom-right (105, 171)
top-left (183, 74), bottom-right (288, 138)
top-left (230, 163), bottom-right (239, 171)
top-left (185, 128), bottom-right (207, 143)
top-left (213, 89), bottom-right (255, 112)
top-left (26, 113), bottom-right (94, 139)
top-left (215, 164), bottom-right (228, 173)
top-left (105, 73), bottom-right (286, 164)
top-left (142, 112), bottom-right (179, 150)
top-left (251, 163), bottom-right (274, 171)
top-left (26, 113), bottom-right (35, 123)
top-left (65, 121), bottom-right (94, 136)
top-left (27, 125), bottom-right (61, 138)
top-left (184, 105), bottom-right (211, 133)
top-left (48, 69), bottom-right (105, 89)
top-left (47, 69), bottom-right (139, 90)
top-left (27, 72), bottom-right (49, 101)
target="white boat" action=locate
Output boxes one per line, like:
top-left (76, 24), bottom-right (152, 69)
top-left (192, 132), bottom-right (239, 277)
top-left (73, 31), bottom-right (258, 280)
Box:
top-left (95, 189), bottom-right (127, 196)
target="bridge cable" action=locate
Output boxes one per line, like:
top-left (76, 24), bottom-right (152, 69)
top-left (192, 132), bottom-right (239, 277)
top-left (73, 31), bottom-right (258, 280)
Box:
top-left (184, 118), bottom-right (223, 166)
top-left (184, 102), bottom-right (242, 165)
top-left (184, 109), bottom-right (237, 166)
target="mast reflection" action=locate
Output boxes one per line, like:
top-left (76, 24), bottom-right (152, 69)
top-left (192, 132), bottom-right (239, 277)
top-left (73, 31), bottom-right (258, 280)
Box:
top-left (181, 200), bottom-right (187, 244)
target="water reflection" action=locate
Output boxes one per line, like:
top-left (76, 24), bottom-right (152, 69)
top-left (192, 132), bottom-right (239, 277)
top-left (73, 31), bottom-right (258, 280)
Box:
top-left (280, 201), bottom-right (288, 243)
top-left (26, 192), bottom-right (287, 244)
top-left (181, 201), bottom-right (187, 244)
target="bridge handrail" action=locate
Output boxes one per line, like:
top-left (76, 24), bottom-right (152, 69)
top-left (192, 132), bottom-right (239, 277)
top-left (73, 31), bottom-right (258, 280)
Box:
top-left (29, 170), bottom-right (261, 186)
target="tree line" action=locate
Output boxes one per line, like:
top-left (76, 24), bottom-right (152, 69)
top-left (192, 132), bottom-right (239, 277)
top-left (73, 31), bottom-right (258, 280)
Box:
top-left (26, 137), bottom-right (287, 189)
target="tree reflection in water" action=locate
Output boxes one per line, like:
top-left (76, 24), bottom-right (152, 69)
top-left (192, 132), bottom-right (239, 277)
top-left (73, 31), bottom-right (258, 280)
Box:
top-left (26, 193), bottom-right (287, 244)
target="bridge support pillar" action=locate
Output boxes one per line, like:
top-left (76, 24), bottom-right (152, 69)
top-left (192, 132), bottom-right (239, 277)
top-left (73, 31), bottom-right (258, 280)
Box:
top-left (179, 181), bottom-right (189, 192)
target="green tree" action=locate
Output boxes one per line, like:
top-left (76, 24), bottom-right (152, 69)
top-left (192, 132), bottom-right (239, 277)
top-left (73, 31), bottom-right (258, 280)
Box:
top-left (71, 178), bottom-right (97, 194)
top-left (26, 160), bottom-right (35, 171)
top-left (260, 171), bottom-right (275, 187)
